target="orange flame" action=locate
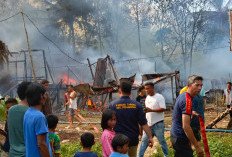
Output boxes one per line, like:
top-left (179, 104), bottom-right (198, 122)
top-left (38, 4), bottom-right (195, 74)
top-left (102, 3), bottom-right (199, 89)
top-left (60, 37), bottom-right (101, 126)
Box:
top-left (133, 81), bottom-right (139, 85)
top-left (87, 99), bottom-right (92, 106)
top-left (100, 101), bottom-right (103, 106)
top-left (62, 73), bottom-right (77, 85)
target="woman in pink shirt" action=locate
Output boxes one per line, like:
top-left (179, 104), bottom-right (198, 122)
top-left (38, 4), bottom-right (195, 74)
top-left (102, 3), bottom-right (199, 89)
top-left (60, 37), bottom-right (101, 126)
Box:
top-left (101, 109), bottom-right (117, 157)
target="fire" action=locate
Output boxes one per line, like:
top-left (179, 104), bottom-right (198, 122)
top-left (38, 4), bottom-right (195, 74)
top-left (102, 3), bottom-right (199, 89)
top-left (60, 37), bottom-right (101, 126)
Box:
top-left (62, 73), bottom-right (77, 85)
top-left (100, 101), bottom-right (103, 106)
top-left (133, 81), bottom-right (139, 85)
top-left (133, 81), bottom-right (140, 87)
top-left (87, 99), bottom-right (92, 106)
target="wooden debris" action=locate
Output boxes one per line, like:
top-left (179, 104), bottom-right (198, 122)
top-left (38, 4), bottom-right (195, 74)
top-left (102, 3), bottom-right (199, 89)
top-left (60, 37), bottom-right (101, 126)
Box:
top-left (206, 107), bottom-right (232, 129)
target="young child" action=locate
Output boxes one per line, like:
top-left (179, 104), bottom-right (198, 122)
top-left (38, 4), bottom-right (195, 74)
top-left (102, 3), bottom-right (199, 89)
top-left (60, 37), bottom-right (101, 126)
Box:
top-left (110, 134), bottom-right (130, 157)
top-left (0, 98), bottom-right (17, 156)
top-left (46, 114), bottom-right (61, 157)
top-left (101, 109), bottom-right (117, 157)
top-left (74, 132), bottom-right (98, 157)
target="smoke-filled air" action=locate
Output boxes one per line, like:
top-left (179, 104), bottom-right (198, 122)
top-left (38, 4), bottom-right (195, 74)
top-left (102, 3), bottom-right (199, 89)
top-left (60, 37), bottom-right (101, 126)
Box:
top-left (0, 0), bottom-right (232, 88)
top-left (2, 1), bottom-right (232, 157)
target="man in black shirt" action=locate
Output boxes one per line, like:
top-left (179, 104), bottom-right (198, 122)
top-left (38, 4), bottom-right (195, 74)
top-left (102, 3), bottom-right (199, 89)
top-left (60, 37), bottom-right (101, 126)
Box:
top-left (109, 82), bottom-right (153, 157)
top-left (136, 86), bottom-right (147, 140)
top-left (136, 86), bottom-right (146, 110)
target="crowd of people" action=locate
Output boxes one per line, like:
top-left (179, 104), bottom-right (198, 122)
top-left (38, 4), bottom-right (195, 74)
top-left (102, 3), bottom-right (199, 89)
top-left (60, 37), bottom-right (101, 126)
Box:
top-left (1, 75), bottom-right (231, 157)
top-left (0, 81), bottom-right (61, 157)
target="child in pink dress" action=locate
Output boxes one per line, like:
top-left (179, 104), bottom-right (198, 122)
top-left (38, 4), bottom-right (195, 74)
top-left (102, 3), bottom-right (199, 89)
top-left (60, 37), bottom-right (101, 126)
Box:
top-left (101, 109), bottom-right (117, 157)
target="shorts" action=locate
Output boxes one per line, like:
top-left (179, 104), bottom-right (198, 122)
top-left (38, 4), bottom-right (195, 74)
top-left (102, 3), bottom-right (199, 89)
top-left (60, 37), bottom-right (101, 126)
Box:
top-left (191, 126), bottom-right (201, 141)
top-left (68, 108), bottom-right (76, 117)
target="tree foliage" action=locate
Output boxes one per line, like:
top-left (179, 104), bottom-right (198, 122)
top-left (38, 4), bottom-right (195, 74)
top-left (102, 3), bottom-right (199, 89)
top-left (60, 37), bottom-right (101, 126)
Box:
top-left (0, 40), bottom-right (10, 65)
top-left (0, 0), bottom-right (229, 77)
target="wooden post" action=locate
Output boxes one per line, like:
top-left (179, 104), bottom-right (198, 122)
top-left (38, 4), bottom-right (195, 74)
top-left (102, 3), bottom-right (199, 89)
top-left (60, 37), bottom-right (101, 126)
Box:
top-left (42, 50), bottom-right (48, 80)
top-left (171, 76), bottom-right (175, 105)
top-left (23, 51), bottom-right (27, 80)
top-left (15, 61), bottom-right (18, 83)
top-left (21, 11), bottom-right (37, 82)
top-left (107, 55), bottom-right (118, 83)
top-left (102, 93), bottom-right (109, 107)
top-left (67, 66), bottom-right (70, 84)
top-left (87, 58), bottom-right (95, 80)
top-left (175, 74), bottom-right (179, 97)
top-left (109, 92), bottom-right (113, 102)
top-left (102, 93), bottom-right (109, 109)
top-left (216, 91), bottom-right (218, 116)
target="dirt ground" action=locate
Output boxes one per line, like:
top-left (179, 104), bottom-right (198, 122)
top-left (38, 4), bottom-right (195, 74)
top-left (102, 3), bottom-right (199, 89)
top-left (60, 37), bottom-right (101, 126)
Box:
top-left (55, 104), bottom-right (231, 156)
top-left (0, 104), bottom-right (230, 156)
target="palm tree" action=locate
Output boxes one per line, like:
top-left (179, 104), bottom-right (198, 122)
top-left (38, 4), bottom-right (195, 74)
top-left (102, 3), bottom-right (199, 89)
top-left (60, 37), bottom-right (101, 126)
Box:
top-left (0, 40), bottom-right (10, 65)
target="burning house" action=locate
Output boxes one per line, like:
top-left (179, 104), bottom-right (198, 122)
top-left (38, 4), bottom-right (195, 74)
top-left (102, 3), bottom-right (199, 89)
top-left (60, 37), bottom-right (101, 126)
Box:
top-left (73, 55), bottom-right (138, 111)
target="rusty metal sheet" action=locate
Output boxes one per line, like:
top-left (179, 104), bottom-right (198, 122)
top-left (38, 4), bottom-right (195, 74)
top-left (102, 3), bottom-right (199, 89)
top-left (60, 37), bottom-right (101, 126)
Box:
top-left (74, 84), bottom-right (94, 95)
top-left (120, 74), bottom-right (136, 85)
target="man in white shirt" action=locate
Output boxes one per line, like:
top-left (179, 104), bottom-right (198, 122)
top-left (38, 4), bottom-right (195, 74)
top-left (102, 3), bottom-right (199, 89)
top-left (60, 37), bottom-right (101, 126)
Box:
top-left (137, 82), bottom-right (168, 157)
top-left (223, 82), bottom-right (232, 117)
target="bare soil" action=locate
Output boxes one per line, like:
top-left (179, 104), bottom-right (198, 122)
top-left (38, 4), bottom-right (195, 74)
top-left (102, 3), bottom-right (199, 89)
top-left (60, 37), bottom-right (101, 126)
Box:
top-left (0, 104), bottom-right (230, 156)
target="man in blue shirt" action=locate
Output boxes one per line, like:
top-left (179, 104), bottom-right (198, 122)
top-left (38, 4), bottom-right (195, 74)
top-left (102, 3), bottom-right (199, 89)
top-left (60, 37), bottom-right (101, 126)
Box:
top-left (171, 75), bottom-right (204, 157)
top-left (180, 87), bottom-right (205, 145)
top-left (24, 83), bottom-right (52, 157)
top-left (109, 82), bottom-right (153, 157)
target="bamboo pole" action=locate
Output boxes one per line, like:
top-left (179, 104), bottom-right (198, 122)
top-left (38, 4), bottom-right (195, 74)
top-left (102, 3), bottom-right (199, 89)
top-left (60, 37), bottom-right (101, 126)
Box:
top-left (87, 58), bottom-right (95, 81)
top-left (21, 11), bottom-right (37, 82)
top-left (171, 76), bottom-right (175, 105)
